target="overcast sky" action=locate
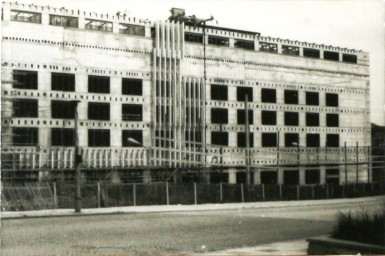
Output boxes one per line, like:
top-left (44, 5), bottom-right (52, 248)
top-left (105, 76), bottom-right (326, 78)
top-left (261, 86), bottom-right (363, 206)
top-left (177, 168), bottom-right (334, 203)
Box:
top-left (12, 0), bottom-right (385, 125)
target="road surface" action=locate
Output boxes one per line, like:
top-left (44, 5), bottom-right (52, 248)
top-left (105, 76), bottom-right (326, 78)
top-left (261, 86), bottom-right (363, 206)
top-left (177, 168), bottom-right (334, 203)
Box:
top-left (1, 199), bottom-right (383, 255)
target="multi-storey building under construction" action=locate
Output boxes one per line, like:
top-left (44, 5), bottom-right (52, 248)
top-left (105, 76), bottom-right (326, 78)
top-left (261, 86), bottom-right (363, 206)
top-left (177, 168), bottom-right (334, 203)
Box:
top-left (1, 2), bottom-right (372, 184)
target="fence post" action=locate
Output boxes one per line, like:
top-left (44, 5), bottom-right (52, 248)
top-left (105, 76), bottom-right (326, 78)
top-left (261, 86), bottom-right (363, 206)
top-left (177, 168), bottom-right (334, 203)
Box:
top-left (133, 183), bottom-right (136, 206)
top-left (194, 182), bottom-right (197, 205)
top-left (241, 184), bottom-right (244, 203)
top-left (97, 182), bottom-right (101, 208)
top-left (279, 184), bottom-right (282, 200)
top-left (262, 184), bottom-right (265, 201)
top-left (53, 182), bottom-right (57, 206)
top-left (166, 182), bottom-right (169, 205)
top-left (296, 185), bottom-right (300, 200)
top-left (220, 182), bottom-right (223, 203)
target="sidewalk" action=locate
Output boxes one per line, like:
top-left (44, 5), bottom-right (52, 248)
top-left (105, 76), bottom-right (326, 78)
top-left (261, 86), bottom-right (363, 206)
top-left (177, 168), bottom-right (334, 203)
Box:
top-left (2, 195), bottom-right (384, 219)
top-left (197, 239), bottom-right (308, 255)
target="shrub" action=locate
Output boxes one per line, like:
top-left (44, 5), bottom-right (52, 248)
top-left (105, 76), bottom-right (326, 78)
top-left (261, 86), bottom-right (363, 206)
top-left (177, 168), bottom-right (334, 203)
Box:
top-left (332, 208), bottom-right (385, 246)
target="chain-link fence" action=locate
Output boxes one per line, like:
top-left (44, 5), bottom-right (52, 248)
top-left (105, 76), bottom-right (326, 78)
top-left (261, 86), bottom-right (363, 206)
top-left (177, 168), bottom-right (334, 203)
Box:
top-left (2, 181), bottom-right (385, 211)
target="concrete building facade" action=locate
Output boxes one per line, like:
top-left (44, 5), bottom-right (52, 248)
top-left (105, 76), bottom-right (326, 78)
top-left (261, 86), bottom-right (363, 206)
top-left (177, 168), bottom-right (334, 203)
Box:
top-left (1, 2), bottom-right (371, 184)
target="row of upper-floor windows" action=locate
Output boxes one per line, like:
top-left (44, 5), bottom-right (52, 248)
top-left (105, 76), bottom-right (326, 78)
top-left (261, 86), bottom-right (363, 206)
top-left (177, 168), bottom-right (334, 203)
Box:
top-left (211, 132), bottom-right (340, 148)
top-left (9, 10), bottom-right (145, 36)
top-left (11, 127), bottom-right (143, 147)
top-left (211, 85), bottom-right (339, 107)
top-left (12, 70), bottom-right (143, 95)
top-left (12, 99), bottom-right (143, 121)
top-left (184, 32), bottom-right (358, 64)
top-left (11, 127), bottom-right (339, 148)
top-left (8, 10), bottom-right (358, 64)
top-left (210, 108), bottom-right (339, 127)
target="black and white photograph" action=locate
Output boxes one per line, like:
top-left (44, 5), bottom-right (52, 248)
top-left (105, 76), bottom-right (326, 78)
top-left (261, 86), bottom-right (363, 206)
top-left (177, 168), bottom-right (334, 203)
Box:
top-left (1, 0), bottom-right (385, 255)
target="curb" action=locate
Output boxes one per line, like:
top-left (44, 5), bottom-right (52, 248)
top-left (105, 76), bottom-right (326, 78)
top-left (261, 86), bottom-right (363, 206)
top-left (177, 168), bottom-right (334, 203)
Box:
top-left (2, 195), bottom-right (384, 220)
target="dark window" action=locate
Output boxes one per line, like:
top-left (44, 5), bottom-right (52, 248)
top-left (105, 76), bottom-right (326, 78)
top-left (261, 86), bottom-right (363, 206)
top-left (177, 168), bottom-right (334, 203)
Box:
top-left (342, 54), bottom-right (357, 64)
top-left (237, 87), bottom-right (253, 102)
top-left (88, 75), bottom-right (110, 93)
top-left (326, 93), bottom-right (338, 107)
top-left (211, 131), bottom-right (228, 146)
top-left (85, 19), bottom-right (112, 32)
top-left (122, 104), bottom-right (143, 121)
top-left (237, 132), bottom-right (254, 148)
top-left (324, 51), bottom-right (339, 61)
top-left (259, 42), bottom-right (277, 53)
top-left (303, 48), bottom-right (320, 58)
top-left (88, 129), bottom-right (110, 147)
top-left (12, 127), bottom-right (38, 146)
top-left (326, 169), bottom-right (340, 184)
top-left (284, 170), bottom-right (299, 185)
top-left (119, 24), bottom-right (145, 36)
top-left (13, 70), bottom-right (38, 90)
top-left (285, 133), bottom-right (299, 147)
top-left (122, 78), bottom-right (142, 95)
top-left (282, 45), bottom-right (299, 56)
top-left (284, 90), bottom-right (298, 104)
top-left (284, 112), bottom-right (299, 126)
top-left (13, 99), bottom-right (38, 118)
top-left (51, 128), bottom-right (75, 146)
top-left (305, 169), bottom-right (320, 184)
top-left (261, 171), bottom-right (278, 184)
top-left (211, 85), bottom-right (228, 100)
top-left (234, 40), bottom-right (254, 50)
top-left (122, 130), bottom-right (143, 147)
top-left (262, 133), bottom-right (277, 147)
top-left (211, 108), bottom-right (228, 124)
top-left (262, 111), bottom-right (276, 125)
top-left (306, 134), bottom-right (320, 147)
top-left (11, 10), bottom-right (41, 24)
top-left (237, 109), bottom-right (253, 125)
top-left (185, 33), bottom-right (203, 43)
top-left (51, 100), bottom-right (76, 119)
top-left (306, 92), bottom-right (319, 106)
top-left (306, 113), bottom-right (319, 127)
top-left (208, 36), bottom-right (229, 47)
top-left (261, 88), bottom-right (276, 103)
top-left (51, 73), bottom-right (75, 91)
top-left (326, 134), bottom-right (339, 147)
top-left (327, 114), bottom-right (339, 127)
top-left (49, 15), bottom-right (78, 28)
top-left (88, 102), bottom-right (110, 121)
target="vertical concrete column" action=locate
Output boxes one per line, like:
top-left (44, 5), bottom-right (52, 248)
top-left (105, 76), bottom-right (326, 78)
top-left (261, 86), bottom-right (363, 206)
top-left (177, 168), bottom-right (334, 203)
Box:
top-left (77, 100), bottom-right (87, 122)
top-left (320, 49), bottom-right (324, 59)
top-left (2, 4), bottom-right (10, 21)
top-left (254, 108), bottom-right (261, 126)
top-left (228, 131), bottom-right (237, 148)
top-left (278, 169), bottom-right (284, 184)
top-left (299, 111), bottom-right (305, 127)
top-left (229, 38), bottom-right (235, 48)
top-left (319, 112), bottom-right (326, 127)
top-left (142, 80), bottom-right (152, 123)
top-left (320, 166), bottom-right (326, 184)
top-left (41, 11), bottom-right (49, 25)
top-left (145, 25), bottom-right (151, 37)
top-left (255, 85), bottom-right (261, 103)
top-left (39, 127), bottom-right (50, 147)
top-left (253, 169), bottom-right (261, 184)
top-left (228, 108), bottom-right (237, 125)
top-left (276, 88), bottom-right (284, 104)
top-left (254, 38), bottom-right (259, 51)
top-left (279, 131), bottom-right (285, 148)
top-left (228, 169), bottom-right (237, 184)
top-left (277, 43), bottom-right (282, 54)
top-left (78, 126), bottom-right (88, 148)
top-left (299, 47), bottom-right (304, 57)
top-left (78, 12), bottom-right (85, 29)
top-left (320, 91), bottom-right (326, 107)
top-left (110, 126), bottom-right (121, 147)
top-left (277, 111), bottom-right (284, 126)
top-left (113, 21), bottom-right (119, 33)
top-left (255, 132), bottom-right (262, 148)
top-left (299, 168), bottom-right (306, 185)
top-left (228, 86), bottom-right (237, 102)
top-left (338, 53), bottom-right (343, 62)
top-left (76, 73), bottom-right (88, 94)
top-left (298, 90), bottom-right (305, 106)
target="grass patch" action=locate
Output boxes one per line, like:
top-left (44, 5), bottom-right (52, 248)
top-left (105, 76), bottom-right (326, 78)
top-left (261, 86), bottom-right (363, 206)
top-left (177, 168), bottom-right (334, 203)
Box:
top-left (332, 208), bottom-right (385, 246)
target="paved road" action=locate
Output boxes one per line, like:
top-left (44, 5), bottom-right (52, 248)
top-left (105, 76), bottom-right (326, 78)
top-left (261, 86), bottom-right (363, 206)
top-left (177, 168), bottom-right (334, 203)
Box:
top-left (1, 199), bottom-right (383, 255)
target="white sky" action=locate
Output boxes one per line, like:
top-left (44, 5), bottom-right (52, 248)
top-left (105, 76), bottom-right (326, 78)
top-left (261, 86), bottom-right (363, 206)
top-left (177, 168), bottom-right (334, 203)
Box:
top-left (9, 0), bottom-right (385, 125)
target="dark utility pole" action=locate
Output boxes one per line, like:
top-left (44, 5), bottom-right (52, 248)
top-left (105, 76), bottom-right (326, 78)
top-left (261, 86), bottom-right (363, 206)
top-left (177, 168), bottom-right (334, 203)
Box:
top-left (72, 100), bottom-right (81, 213)
top-left (245, 95), bottom-right (251, 185)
